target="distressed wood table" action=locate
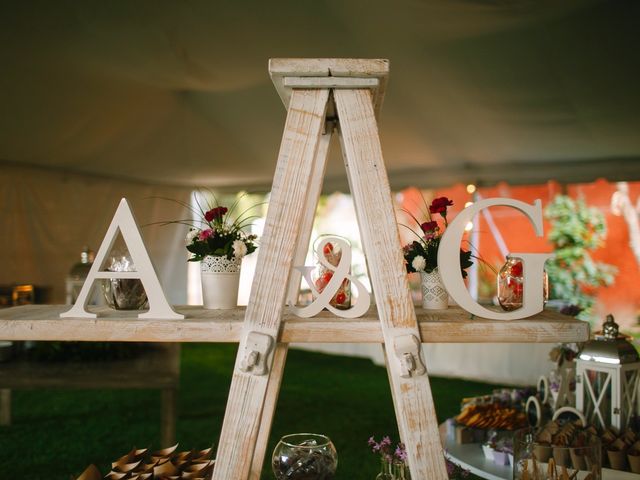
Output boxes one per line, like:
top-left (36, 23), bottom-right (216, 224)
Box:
top-left (0, 305), bottom-right (587, 344)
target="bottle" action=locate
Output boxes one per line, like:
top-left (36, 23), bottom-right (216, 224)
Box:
top-left (375, 458), bottom-right (395, 480)
top-left (69, 246), bottom-right (94, 280)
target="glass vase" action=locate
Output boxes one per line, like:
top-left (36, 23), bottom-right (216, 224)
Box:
top-left (497, 256), bottom-right (548, 311)
top-left (375, 458), bottom-right (394, 480)
top-left (272, 433), bottom-right (337, 480)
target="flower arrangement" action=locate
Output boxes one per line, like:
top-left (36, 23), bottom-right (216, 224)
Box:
top-left (368, 435), bottom-right (469, 479)
top-left (368, 435), bottom-right (408, 478)
top-left (402, 196), bottom-right (473, 276)
top-left (368, 435), bottom-right (407, 466)
top-left (182, 193), bottom-right (258, 262)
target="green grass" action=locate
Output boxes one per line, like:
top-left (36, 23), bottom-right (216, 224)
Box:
top-left (0, 344), bottom-right (499, 479)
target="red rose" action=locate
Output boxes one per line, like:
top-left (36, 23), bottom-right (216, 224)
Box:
top-left (199, 229), bottom-right (214, 241)
top-left (510, 261), bottom-right (523, 277)
top-left (429, 197), bottom-right (454, 216)
top-left (420, 221), bottom-right (438, 233)
top-left (204, 206), bottom-right (228, 222)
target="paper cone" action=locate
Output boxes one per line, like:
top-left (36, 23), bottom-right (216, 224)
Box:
top-left (628, 452), bottom-right (640, 473)
top-left (570, 448), bottom-right (586, 471)
top-left (154, 460), bottom-right (179, 476)
top-left (113, 459), bottom-right (142, 473)
top-left (105, 472), bottom-right (129, 480)
top-left (151, 443), bottom-right (179, 461)
top-left (533, 445), bottom-right (552, 462)
top-left (607, 449), bottom-right (628, 471)
top-left (76, 464), bottom-right (102, 480)
top-left (553, 447), bottom-right (570, 467)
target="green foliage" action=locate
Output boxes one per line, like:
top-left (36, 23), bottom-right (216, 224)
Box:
top-left (544, 195), bottom-right (617, 322)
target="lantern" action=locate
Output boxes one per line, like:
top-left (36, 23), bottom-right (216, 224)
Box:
top-left (576, 314), bottom-right (640, 430)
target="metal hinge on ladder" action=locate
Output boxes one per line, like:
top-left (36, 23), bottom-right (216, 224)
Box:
top-left (239, 331), bottom-right (274, 376)
top-left (394, 334), bottom-right (427, 378)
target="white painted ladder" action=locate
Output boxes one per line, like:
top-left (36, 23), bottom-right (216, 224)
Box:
top-left (212, 58), bottom-right (448, 480)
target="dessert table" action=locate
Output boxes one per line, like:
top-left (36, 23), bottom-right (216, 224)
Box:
top-left (440, 423), bottom-right (640, 480)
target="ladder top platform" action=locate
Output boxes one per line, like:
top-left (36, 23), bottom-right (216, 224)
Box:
top-left (0, 304), bottom-right (589, 344)
top-left (269, 58), bottom-right (389, 115)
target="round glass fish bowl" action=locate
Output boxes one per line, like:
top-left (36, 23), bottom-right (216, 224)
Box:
top-left (272, 433), bottom-right (337, 480)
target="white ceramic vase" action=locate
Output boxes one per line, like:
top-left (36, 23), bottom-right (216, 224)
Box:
top-left (420, 268), bottom-right (448, 310)
top-left (200, 255), bottom-right (241, 309)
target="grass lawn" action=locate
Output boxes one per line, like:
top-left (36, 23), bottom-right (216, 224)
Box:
top-left (0, 343), bottom-right (499, 479)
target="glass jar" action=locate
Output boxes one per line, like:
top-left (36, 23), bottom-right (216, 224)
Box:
top-left (272, 433), bottom-right (338, 480)
top-left (102, 251), bottom-right (148, 310)
top-left (497, 256), bottom-right (548, 311)
top-left (375, 458), bottom-right (394, 480)
top-left (313, 236), bottom-right (351, 310)
top-left (513, 427), bottom-right (601, 480)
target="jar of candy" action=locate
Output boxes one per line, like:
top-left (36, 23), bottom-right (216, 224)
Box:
top-left (497, 256), bottom-right (548, 311)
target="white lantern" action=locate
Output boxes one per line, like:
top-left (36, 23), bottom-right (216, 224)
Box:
top-left (576, 315), bottom-right (640, 430)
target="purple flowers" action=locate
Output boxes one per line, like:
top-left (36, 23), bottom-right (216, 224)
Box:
top-left (370, 438), bottom-right (471, 479)
top-left (368, 435), bottom-right (406, 465)
top-left (394, 443), bottom-right (408, 462)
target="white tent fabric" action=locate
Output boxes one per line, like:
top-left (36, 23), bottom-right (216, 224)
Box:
top-left (0, 164), bottom-right (191, 304)
top-left (1, 1), bottom-right (639, 191)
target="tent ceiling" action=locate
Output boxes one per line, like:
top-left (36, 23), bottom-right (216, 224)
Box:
top-left (1, 1), bottom-right (639, 191)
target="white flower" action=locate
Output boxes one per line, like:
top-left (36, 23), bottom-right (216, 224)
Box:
top-left (185, 229), bottom-right (199, 245)
top-left (411, 255), bottom-right (426, 272)
top-left (232, 239), bottom-right (248, 258)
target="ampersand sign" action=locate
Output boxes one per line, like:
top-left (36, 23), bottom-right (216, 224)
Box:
top-left (290, 236), bottom-right (371, 318)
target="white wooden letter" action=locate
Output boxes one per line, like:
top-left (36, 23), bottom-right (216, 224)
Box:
top-left (438, 198), bottom-right (553, 320)
top-left (290, 236), bottom-right (371, 319)
top-left (60, 198), bottom-right (184, 320)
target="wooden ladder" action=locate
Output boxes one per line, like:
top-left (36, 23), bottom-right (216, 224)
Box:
top-left (213, 58), bottom-right (448, 480)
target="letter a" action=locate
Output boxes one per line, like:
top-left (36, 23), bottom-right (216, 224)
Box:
top-left (61, 198), bottom-right (184, 319)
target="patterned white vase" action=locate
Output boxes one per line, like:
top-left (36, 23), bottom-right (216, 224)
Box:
top-left (200, 255), bottom-right (241, 309)
top-left (420, 268), bottom-right (448, 310)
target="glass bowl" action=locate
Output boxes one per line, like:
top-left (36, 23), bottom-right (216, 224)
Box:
top-left (272, 433), bottom-right (337, 480)
top-left (101, 252), bottom-right (147, 310)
